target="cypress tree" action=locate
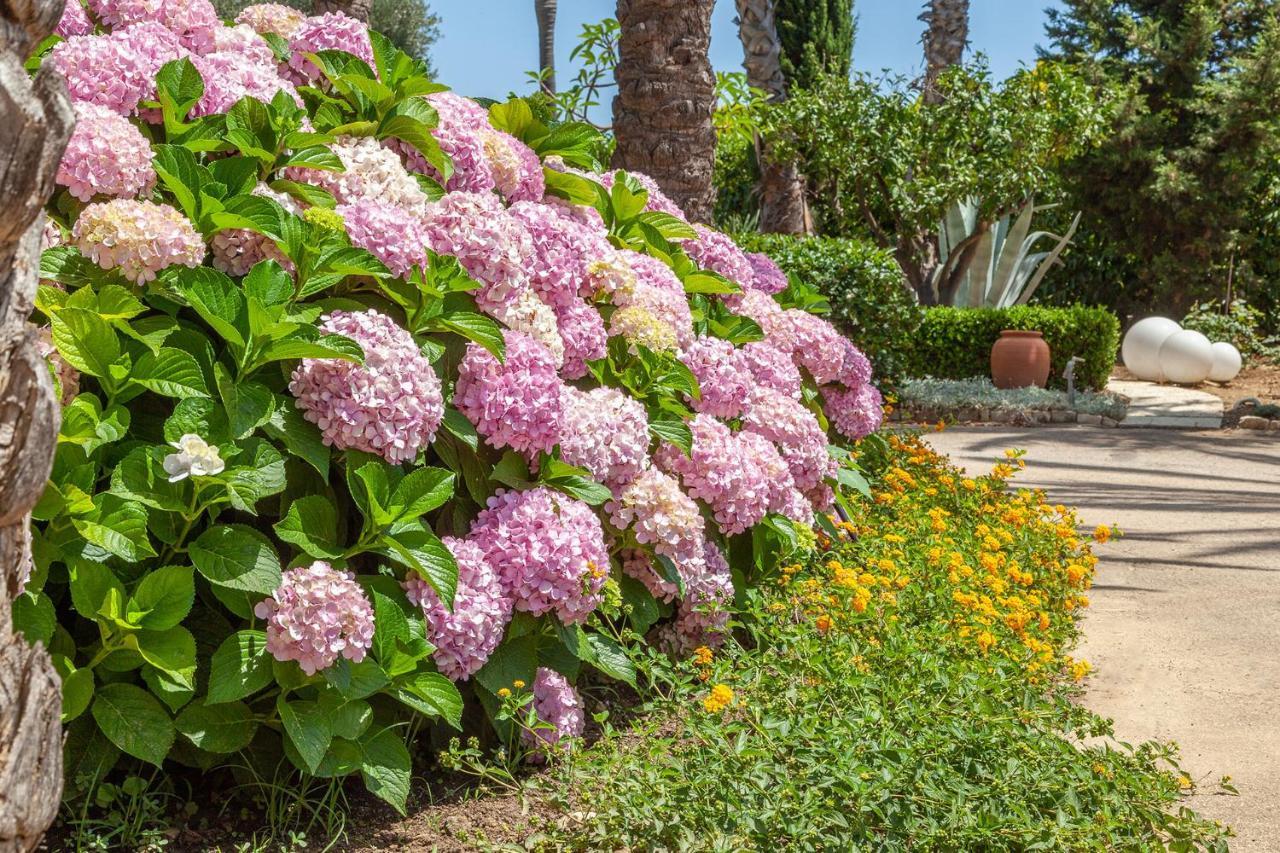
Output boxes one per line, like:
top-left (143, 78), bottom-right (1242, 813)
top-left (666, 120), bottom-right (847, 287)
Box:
top-left (773, 0), bottom-right (855, 91)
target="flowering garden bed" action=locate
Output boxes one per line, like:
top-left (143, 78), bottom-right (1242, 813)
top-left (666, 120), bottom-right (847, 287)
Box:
top-left (25, 0), bottom-right (885, 838)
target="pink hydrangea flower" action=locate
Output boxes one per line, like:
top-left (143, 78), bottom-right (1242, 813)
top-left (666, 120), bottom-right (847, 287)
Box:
top-left (403, 537), bottom-right (512, 681)
top-left (822, 383), bottom-right (884, 441)
top-left (835, 339), bottom-right (873, 389)
top-left (52, 24), bottom-right (187, 116)
top-left (469, 487), bottom-right (609, 624)
top-left (522, 667), bottom-right (584, 753)
top-left (235, 3), bottom-right (306, 37)
top-left (740, 340), bottom-right (803, 400)
top-left (745, 252), bottom-right (789, 295)
top-left (679, 336), bottom-right (755, 419)
top-left (730, 290), bottom-right (790, 347)
top-left (73, 199), bottom-right (204, 284)
top-left (777, 310), bottom-right (849, 385)
top-left (551, 297), bottom-right (607, 380)
top-left (421, 192), bottom-right (535, 314)
top-left (286, 136), bottom-right (428, 213)
top-left (289, 310), bottom-right (445, 464)
top-left (57, 103), bottom-right (155, 202)
top-left (683, 225), bottom-right (756, 290)
top-left (736, 429), bottom-right (810, 524)
top-left (190, 49), bottom-right (299, 117)
top-left (56, 0), bottom-right (93, 37)
top-left (492, 290), bottom-right (565, 367)
top-left (483, 130), bottom-right (544, 203)
top-left (390, 92), bottom-right (495, 193)
top-left (656, 414), bottom-right (773, 536)
top-left (610, 305), bottom-right (678, 354)
top-left (86, 0), bottom-right (219, 40)
top-left (559, 386), bottom-right (650, 491)
top-left (337, 199), bottom-right (429, 278)
top-left (254, 561), bottom-right (375, 676)
top-left (609, 468), bottom-right (706, 595)
top-left (618, 252), bottom-right (695, 348)
top-left (743, 388), bottom-right (836, 498)
top-left (285, 12), bottom-right (374, 84)
top-left (210, 183), bottom-right (298, 277)
top-left (509, 200), bottom-right (612, 307)
top-left (661, 540), bottom-right (734, 653)
top-left (454, 330), bottom-right (563, 455)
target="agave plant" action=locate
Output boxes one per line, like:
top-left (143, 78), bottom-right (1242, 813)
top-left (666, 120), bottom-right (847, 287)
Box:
top-left (932, 197), bottom-right (1080, 308)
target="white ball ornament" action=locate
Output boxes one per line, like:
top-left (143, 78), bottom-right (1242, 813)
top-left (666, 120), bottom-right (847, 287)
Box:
top-left (1208, 341), bottom-right (1243, 383)
top-left (1158, 329), bottom-right (1214, 385)
top-left (1122, 317), bottom-right (1181, 381)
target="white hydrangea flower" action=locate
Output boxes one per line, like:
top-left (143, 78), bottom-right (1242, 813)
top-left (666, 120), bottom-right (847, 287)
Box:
top-left (163, 434), bottom-right (226, 482)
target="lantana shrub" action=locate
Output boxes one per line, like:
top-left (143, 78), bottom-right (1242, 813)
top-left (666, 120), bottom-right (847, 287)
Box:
top-left (23, 1), bottom-right (883, 813)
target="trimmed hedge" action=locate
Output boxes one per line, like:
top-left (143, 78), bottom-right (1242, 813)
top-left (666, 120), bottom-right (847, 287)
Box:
top-left (737, 234), bottom-right (922, 385)
top-left (911, 306), bottom-right (1120, 390)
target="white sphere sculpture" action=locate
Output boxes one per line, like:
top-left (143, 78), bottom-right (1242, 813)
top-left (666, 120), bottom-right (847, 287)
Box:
top-left (1208, 341), bottom-right (1243, 383)
top-left (1122, 317), bottom-right (1181, 381)
top-left (1158, 329), bottom-right (1214, 385)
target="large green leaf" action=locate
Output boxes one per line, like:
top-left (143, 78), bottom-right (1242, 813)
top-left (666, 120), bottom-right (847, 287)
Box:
top-left (71, 495), bottom-right (155, 561)
top-left (131, 347), bottom-right (210, 399)
top-left (128, 565), bottom-right (195, 630)
top-left (175, 700), bottom-right (257, 753)
top-left (391, 671), bottom-right (463, 729)
top-left (274, 496), bottom-right (343, 559)
top-left (360, 727), bottom-right (412, 814)
top-left (189, 524), bottom-right (282, 594)
top-left (51, 307), bottom-right (121, 380)
top-left (278, 697), bottom-right (332, 774)
top-left (206, 630), bottom-right (273, 704)
top-left (91, 683), bottom-right (174, 767)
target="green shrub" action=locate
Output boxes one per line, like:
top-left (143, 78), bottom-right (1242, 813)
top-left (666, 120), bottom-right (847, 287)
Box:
top-left (737, 234), bottom-right (922, 385)
top-left (911, 305), bottom-right (1120, 390)
top-left (1182, 298), bottom-right (1278, 361)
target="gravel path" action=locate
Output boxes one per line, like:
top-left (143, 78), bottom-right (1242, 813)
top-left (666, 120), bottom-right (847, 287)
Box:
top-left (925, 426), bottom-right (1280, 851)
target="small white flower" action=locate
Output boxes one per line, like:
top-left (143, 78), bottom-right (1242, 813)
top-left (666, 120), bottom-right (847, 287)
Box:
top-left (162, 433), bottom-right (226, 482)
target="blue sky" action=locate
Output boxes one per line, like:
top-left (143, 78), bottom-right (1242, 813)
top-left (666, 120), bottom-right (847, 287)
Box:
top-left (431, 1), bottom-right (1063, 104)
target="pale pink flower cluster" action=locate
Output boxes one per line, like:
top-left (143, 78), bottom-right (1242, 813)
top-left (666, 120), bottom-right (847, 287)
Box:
top-left (52, 23), bottom-right (186, 116)
top-left (57, 103), bottom-right (156, 202)
top-left (661, 541), bottom-right (734, 653)
top-left (287, 136), bottom-right (428, 213)
top-left (492, 290), bottom-right (566, 366)
top-left (619, 252), bottom-right (695, 348)
top-left (73, 199), bottom-right (204, 283)
top-left (746, 252), bottom-right (790, 295)
top-left (610, 306), bottom-right (678, 354)
top-left (484, 131), bottom-right (544, 203)
top-left (235, 3), bottom-right (306, 37)
top-left (559, 386), bottom-right (650, 492)
top-left (679, 336), bottom-right (754, 419)
top-left (191, 47), bottom-right (299, 117)
top-left (392, 93), bottom-right (492, 193)
top-left (609, 468), bottom-right (706, 590)
top-left (523, 667), bottom-right (584, 753)
top-left (255, 561), bottom-right (375, 676)
top-left (85, 0), bottom-right (218, 39)
top-left (420, 192), bottom-right (534, 313)
top-left (551, 297), bottom-right (607, 379)
top-left (656, 415), bottom-right (774, 536)
top-left (289, 310), bottom-right (444, 464)
top-left (683, 224), bottom-right (756, 290)
top-left (337, 199), bottom-right (429, 278)
top-left (403, 537), bottom-right (512, 681)
top-left (822, 384), bottom-right (885, 441)
top-left (56, 0), bottom-right (93, 38)
top-left (210, 183), bottom-right (297, 276)
top-left (740, 341), bottom-right (803, 399)
top-left (284, 12), bottom-right (374, 83)
top-left (454, 330), bottom-right (563, 454)
top-left (470, 488), bottom-right (609, 625)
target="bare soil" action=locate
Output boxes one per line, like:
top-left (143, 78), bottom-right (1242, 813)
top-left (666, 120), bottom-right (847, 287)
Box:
top-left (1112, 361), bottom-right (1280, 407)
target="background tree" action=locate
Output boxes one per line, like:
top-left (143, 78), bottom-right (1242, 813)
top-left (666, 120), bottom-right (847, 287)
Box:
top-left (535, 0), bottom-right (558, 93)
top-left (735, 0), bottom-right (808, 234)
top-left (774, 0), bottom-right (855, 92)
top-left (919, 0), bottom-right (969, 104)
top-left (768, 62), bottom-right (1108, 303)
top-left (313, 0), bottom-right (372, 22)
top-left (1040, 0), bottom-right (1280, 319)
top-left (612, 0), bottom-right (718, 222)
top-left (0, 0), bottom-right (74, 847)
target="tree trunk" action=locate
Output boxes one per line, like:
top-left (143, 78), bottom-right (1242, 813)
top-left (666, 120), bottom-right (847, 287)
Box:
top-left (313, 0), bottom-right (373, 23)
top-left (735, 0), bottom-right (810, 235)
top-left (0, 0), bottom-right (74, 849)
top-left (919, 0), bottom-right (969, 105)
top-left (535, 0), bottom-right (557, 94)
top-left (611, 0), bottom-right (718, 224)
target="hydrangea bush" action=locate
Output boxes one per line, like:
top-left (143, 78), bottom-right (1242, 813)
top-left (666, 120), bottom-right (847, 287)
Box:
top-left (22, 2), bottom-right (883, 813)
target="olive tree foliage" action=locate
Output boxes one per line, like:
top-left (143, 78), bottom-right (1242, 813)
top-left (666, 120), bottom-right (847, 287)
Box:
top-left (766, 62), bottom-right (1111, 304)
top-left (212, 0), bottom-right (442, 70)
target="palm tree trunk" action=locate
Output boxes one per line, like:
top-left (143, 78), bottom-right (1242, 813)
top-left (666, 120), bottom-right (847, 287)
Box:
top-left (0, 0), bottom-right (75, 849)
top-left (735, 0), bottom-right (809, 235)
top-left (535, 0), bottom-right (558, 94)
top-left (611, 0), bottom-right (718, 224)
top-left (313, 0), bottom-right (373, 22)
top-left (919, 0), bottom-right (969, 105)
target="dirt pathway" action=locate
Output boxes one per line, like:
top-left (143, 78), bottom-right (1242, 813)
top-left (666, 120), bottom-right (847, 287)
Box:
top-left (926, 426), bottom-right (1280, 851)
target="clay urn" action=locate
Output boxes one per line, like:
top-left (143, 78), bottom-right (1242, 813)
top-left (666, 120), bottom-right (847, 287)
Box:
top-left (990, 330), bottom-right (1051, 389)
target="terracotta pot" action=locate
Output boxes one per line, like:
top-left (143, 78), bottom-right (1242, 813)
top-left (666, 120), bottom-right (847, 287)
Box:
top-left (990, 330), bottom-right (1051, 389)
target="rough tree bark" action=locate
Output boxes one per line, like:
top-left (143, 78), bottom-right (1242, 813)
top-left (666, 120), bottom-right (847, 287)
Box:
top-left (735, 0), bottom-right (809, 235)
top-left (313, 0), bottom-right (373, 22)
top-left (611, 0), bottom-right (717, 224)
top-left (0, 0), bottom-right (74, 849)
top-left (535, 0), bottom-right (557, 94)
top-left (919, 0), bottom-right (969, 105)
